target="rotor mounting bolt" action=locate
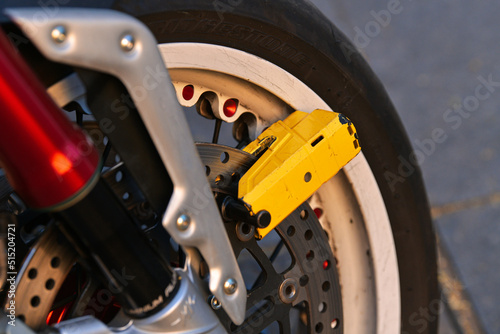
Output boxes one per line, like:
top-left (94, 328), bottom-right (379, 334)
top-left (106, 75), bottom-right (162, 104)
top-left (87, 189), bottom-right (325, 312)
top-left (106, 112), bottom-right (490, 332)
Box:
top-left (51, 26), bottom-right (67, 44)
top-left (223, 278), bottom-right (238, 295)
top-left (120, 34), bottom-right (135, 52)
top-left (236, 222), bottom-right (255, 242)
top-left (176, 214), bottom-right (191, 231)
top-left (279, 278), bottom-right (298, 304)
top-left (208, 295), bottom-right (222, 310)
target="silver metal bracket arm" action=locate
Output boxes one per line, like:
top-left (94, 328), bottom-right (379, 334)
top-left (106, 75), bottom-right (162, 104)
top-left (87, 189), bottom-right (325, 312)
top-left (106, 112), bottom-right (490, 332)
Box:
top-left (6, 8), bottom-right (246, 325)
top-left (53, 270), bottom-right (226, 334)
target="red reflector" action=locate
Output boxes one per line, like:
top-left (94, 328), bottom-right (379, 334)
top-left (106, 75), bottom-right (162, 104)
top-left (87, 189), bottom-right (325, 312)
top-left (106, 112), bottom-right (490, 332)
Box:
top-left (313, 208), bottom-right (323, 218)
top-left (182, 85), bottom-right (194, 101)
top-left (223, 99), bottom-right (238, 117)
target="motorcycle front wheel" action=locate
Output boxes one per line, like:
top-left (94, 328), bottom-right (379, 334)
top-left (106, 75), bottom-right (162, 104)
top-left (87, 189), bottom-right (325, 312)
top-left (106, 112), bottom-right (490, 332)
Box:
top-left (109, 0), bottom-right (439, 333)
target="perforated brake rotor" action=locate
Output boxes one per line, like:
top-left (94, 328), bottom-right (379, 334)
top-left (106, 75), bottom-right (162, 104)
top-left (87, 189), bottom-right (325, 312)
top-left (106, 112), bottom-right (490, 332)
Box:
top-left (9, 142), bottom-right (343, 333)
top-left (198, 143), bottom-right (343, 333)
top-left (5, 226), bottom-right (77, 330)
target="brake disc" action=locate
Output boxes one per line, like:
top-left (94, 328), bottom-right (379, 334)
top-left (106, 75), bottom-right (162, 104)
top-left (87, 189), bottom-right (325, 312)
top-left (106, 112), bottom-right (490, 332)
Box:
top-left (5, 226), bottom-right (77, 330)
top-left (8, 142), bottom-right (343, 334)
top-left (198, 143), bottom-right (343, 333)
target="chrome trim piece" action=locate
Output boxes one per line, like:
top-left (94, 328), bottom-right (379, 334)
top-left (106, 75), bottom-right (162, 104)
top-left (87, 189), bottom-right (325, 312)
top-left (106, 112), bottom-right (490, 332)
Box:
top-left (6, 8), bottom-right (245, 325)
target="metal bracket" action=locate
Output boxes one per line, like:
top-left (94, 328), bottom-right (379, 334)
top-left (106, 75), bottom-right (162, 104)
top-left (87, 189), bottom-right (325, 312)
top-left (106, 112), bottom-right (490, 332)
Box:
top-left (6, 8), bottom-right (245, 324)
top-left (54, 270), bottom-right (226, 334)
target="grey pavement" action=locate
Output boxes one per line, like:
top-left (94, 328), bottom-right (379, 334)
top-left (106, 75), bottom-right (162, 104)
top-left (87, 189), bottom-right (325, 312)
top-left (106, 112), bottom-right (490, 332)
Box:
top-left (310, 0), bottom-right (500, 333)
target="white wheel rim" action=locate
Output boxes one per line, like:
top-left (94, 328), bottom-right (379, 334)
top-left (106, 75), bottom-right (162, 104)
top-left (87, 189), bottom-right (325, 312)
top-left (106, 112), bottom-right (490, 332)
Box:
top-left (159, 43), bottom-right (401, 334)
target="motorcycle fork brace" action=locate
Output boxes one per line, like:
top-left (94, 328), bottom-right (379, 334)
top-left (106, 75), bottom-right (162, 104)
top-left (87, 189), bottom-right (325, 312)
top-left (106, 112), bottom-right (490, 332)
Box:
top-left (0, 26), bottom-right (179, 316)
top-left (0, 9), bottom-right (229, 332)
top-left (5, 7), bottom-right (248, 325)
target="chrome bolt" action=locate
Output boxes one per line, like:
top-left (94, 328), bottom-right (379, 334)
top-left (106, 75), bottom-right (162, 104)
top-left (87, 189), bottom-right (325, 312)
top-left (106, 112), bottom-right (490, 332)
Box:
top-left (279, 278), bottom-right (298, 304)
top-left (176, 214), bottom-right (191, 231)
top-left (208, 295), bottom-right (222, 310)
top-left (223, 278), bottom-right (237, 295)
top-left (120, 34), bottom-right (135, 52)
top-left (51, 26), bottom-right (67, 43)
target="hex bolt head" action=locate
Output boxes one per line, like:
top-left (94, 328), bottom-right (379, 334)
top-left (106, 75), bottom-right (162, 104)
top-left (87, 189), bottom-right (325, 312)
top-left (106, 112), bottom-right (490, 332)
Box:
top-left (208, 295), bottom-right (222, 310)
top-left (223, 278), bottom-right (238, 295)
top-left (176, 214), bottom-right (191, 231)
top-left (120, 34), bottom-right (135, 52)
top-left (51, 26), bottom-right (67, 43)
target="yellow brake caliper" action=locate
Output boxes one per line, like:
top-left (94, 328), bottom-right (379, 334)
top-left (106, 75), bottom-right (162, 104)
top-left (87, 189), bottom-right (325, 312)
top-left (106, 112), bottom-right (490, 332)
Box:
top-left (239, 109), bottom-right (361, 239)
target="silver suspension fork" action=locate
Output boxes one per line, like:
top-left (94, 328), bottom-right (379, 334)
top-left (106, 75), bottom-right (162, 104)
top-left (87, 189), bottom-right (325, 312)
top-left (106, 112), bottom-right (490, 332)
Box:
top-left (6, 7), bottom-right (245, 331)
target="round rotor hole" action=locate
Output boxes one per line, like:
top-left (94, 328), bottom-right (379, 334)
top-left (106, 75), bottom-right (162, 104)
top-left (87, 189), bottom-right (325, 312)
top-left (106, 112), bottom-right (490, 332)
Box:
top-left (304, 229), bottom-right (313, 240)
top-left (306, 250), bottom-right (315, 261)
top-left (287, 226), bottom-right (296, 236)
top-left (318, 302), bottom-right (327, 313)
top-left (215, 175), bottom-right (225, 185)
top-left (115, 171), bottom-right (123, 182)
top-left (45, 279), bottom-right (55, 290)
top-left (50, 257), bottom-right (60, 268)
top-left (322, 281), bottom-right (331, 292)
top-left (331, 319), bottom-right (339, 329)
top-left (299, 275), bottom-right (309, 287)
top-left (31, 296), bottom-right (40, 307)
top-left (205, 165), bottom-right (211, 176)
top-left (220, 152), bottom-right (230, 163)
top-left (231, 172), bottom-right (240, 183)
top-left (315, 322), bottom-right (324, 333)
top-left (28, 268), bottom-right (37, 279)
top-left (300, 210), bottom-right (308, 220)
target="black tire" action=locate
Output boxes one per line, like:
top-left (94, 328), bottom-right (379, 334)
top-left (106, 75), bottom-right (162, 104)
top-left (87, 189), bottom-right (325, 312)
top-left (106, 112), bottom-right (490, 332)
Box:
top-left (112, 1), bottom-right (439, 333)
